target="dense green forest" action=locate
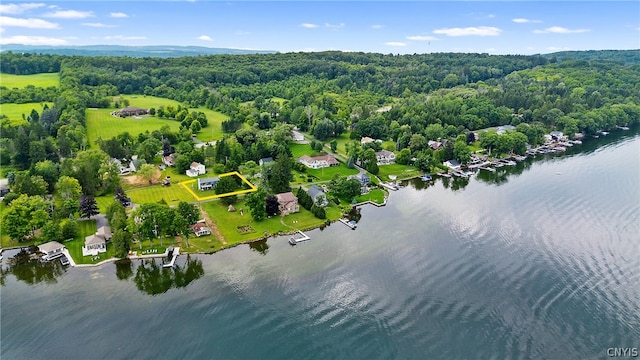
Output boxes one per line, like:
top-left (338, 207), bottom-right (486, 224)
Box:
top-left (1, 49), bottom-right (639, 250)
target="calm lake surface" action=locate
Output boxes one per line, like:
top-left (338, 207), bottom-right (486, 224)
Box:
top-left (2, 131), bottom-right (639, 359)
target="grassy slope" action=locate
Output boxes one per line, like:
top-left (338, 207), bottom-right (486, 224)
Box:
top-left (377, 163), bottom-right (422, 182)
top-left (0, 73), bottom-right (59, 89)
top-left (355, 188), bottom-right (386, 204)
top-left (0, 102), bottom-right (53, 127)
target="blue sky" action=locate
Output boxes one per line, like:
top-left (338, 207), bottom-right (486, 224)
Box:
top-left (1, 1), bottom-right (638, 54)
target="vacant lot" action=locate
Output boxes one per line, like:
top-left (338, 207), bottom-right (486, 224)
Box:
top-left (376, 163), bottom-right (422, 182)
top-left (126, 184), bottom-right (195, 206)
top-left (0, 102), bottom-right (53, 127)
top-left (1, 73), bottom-right (59, 89)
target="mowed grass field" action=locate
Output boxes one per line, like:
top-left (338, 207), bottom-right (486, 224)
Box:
top-left (86, 108), bottom-right (182, 146)
top-left (87, 95), bottom-right (229, 145)
top-left (126, 184), bottom-right (195, 206)
top-left (0, 102), bottom-right (52, 127)
top-left (0, 73), bottom-right (59, 89)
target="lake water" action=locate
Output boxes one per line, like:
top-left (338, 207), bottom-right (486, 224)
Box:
top-left (2, 131), bottom-right (639, 359)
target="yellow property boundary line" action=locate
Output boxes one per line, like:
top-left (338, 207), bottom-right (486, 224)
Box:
top-left (180, 171), bottom-right (257, 201)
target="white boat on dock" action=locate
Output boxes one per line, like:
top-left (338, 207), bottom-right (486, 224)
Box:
top-left (339, 218), bottom-right (357, 230)
top-left (288, 230), bottom-right (311, 245)
top-left (479, 166), bottom-right (496, 173)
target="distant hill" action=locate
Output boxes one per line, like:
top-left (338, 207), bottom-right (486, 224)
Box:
top-left (0, 44), bottom-right (277, 57)
top-left (543, 49), bottom-right (640, 64)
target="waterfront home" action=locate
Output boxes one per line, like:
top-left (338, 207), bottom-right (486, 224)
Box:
top-left (350, 172), bottom-right (371, 185)
top-left (162, 154), bottom-right (176, 167)
top-left (546, 131), bottom-right (568, 142)
top-left (39, 241), bottom-right (65, 261)
top-left (375, 150), bottom-right (396, 165)
top-left (191, 222), bottom-right (212, 237)
top-left (83, 234), bottom-right (107, 255)
top-left (259, 157), bottom-right (274, 167)
top-left (298, 154), bottom-right (339, 169)
top-left (186, 162), bottom-right (205, 177)
top-left (276, 192), bottom-right (300, 215)
top-left (307, 185), bottom-right (328, 207)
top-left (197, 177), bottom-right (219, 191)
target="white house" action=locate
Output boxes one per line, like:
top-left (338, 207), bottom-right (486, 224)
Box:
top-left (375, 150), bottom-right (396, 165)
top-left (292, 130), bottom-right (305, 142)
top-left (192, 222), bottom-right (212, 237)
top-left (186, 162), bottom-right (205, 177)
top-left (38, 241), bottom-right (65, 261)
top-left (83, 234), bottom-right (107, 256)
top-left (298, 154), bottom-right (339, 169)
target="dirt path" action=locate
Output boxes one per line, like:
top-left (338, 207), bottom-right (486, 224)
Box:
top-left (198, 205), bottom-right (227, 245)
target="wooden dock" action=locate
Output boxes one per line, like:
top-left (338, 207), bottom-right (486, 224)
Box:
top-left (163, 247), bottom-right (180, 268)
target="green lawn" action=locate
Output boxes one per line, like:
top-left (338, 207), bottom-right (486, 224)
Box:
top-left (1, 73), bottom-right (59, 89)
top-left (64, 219), bottom-right (118, 265)
top-left (0, 102), bottom-right (53, 127)
top-left (377, 163), bottom-right (422, 182)
top-left (126, 184), bottom-right (195, 206)
top-left (201, 199), bottom-right (341, 245)
top-left (306, 165), bottom-right (359, 182)
top-left (290, 143), bottom-right (316, 158)
top-left (355, 188), bottom-right (386, 205)
top-left (94, 195), bottom-right (115, 214)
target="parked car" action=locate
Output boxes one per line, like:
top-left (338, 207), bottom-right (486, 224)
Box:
top-left (60, 255), bottom-right (70, 266)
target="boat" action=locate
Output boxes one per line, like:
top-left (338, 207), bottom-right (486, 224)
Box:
top-left (619, 126), bottom-right (630, 130)
top-left (572, 140), bottom-right (582, 145)
top-left (553, 146), bottom-right (566, 152)
top-left (420, 174), bottom-right (432, 181)
top-left (441, 173), bottom-right (452, 178)
top-left (601, 131), bottom-right (609, 136)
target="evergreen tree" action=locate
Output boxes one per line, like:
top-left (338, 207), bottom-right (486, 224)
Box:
top-left (79, 195), bottom-right (99, 219)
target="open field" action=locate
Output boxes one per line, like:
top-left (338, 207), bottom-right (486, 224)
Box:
top-left (1, 73), bottom-right (59, 89)
top-left (201, 199), bottom-right (342, 245)
top-left (115, 95), bottom-right (229, 142)
top-left (86, 108), bottom-right (182, 146)
top-left (86, 95), bottom-right (229, 146)
top-left (0, 102), bottom-right (53, 127)
top-left (180, 171), bottom-right (257, 201)
top-left (126, 184), bottom-right (195, 206)
top-left (377, 163), bottom-right (422, 182)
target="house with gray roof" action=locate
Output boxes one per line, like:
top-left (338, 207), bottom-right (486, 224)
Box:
top-left (307, 185), bottom-right (328, 207)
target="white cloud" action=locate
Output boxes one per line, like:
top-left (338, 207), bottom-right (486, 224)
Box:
top-left (0, 35), bottom-right (67, 45)
top-left (44, 10), bottom-right (94, 19)
top-left (385, 41), bottom-right (407, 47)
top-left (0, 16), bottom-right (59, 29)
top-left (371, 24), bottom-right (384, 30)
top-left (406, 35), bottom-right (437, 41)
top-left (512, 18), bottom-right (542, 24)
top-left (0, 3), bottom-right (46, 14)
top-left (488, 14), bottom-right (496, 18)
top-left (197, 35), bottom-right (213, 41)
top-left (110, 12), bottom-right (128, 18)
top-left (433, 26), bottom-right (502, 37)
top-left (104, 35), bottom-right (146, 40)
top-left (301, 23), bottom-right (318, 28)
top-left (534, 26), bottom-right (590, 34)
top-left (82, 22), bottom-right (115, 28)
top-left (325, 22), bottom-right (345, 29)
